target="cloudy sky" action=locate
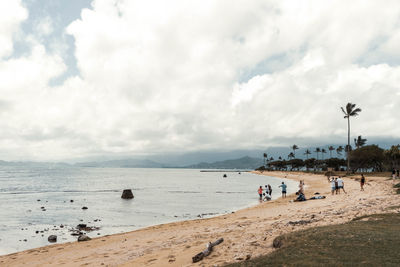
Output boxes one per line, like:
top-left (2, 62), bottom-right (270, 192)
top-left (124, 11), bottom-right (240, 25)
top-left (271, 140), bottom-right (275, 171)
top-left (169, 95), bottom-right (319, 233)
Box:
top-left (0, 0), bottom-right (399, 162)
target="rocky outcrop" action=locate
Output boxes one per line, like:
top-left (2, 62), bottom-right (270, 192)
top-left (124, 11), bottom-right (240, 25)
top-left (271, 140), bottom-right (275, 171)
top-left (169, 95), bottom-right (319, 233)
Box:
top-left (121, 189), bottom-right (134, 199)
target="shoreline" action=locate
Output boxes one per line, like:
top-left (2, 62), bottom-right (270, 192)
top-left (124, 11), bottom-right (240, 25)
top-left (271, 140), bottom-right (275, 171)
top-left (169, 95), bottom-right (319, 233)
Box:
top-left (1, 171), bottom-right (399, 266)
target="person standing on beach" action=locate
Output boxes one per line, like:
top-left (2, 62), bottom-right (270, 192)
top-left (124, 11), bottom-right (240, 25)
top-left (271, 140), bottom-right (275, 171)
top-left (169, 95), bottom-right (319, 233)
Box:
top-left (397, 169), bottom-right (399, 179)
top-left (392, 169), bottom-right (396, 180)
top-left (279, 182), bottom-right (287, 198)
top-left (330, 178), bottom-right (336, 195)
top-left (268, 184), bottom-right (272, 196)
top-left (337, 176), bottom-right (346, 194)
top-left (265, 185), bottom-right (270, 196)
top-left (360, 174), bottom-right (365, 191)
top-left (258, 186), bottom-right (263, 200)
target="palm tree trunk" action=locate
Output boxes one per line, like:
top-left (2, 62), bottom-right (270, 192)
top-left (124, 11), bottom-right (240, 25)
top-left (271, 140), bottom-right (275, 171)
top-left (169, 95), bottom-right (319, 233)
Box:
top-left (347, 117), bottom-right (350, 173)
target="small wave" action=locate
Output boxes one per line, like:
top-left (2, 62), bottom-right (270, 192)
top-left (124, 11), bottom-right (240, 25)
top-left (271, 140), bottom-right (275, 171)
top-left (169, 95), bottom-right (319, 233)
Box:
top-left (167, 191), bottom-right (201, 194)
top-left (215, 191), bottom-right (246, 194)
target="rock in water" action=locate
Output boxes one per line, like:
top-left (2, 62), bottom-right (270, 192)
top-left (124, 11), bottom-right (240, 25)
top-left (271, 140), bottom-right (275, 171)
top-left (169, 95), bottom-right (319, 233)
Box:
top-left (48, 235), bottom-right (57, 243)
top-left (121, 189), bottom-right (134, 199)
top-left (78, 235), bottom-right (91, 242)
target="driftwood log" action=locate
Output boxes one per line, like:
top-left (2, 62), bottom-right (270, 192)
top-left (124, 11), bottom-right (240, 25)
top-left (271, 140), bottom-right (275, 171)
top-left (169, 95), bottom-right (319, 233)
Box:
top-left (192, 238), bottom-right (224, 263)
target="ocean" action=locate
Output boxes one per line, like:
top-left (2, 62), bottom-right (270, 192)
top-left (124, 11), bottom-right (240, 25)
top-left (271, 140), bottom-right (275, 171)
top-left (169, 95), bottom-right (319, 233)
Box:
top-left (0, 166), bottom-right (296, 255)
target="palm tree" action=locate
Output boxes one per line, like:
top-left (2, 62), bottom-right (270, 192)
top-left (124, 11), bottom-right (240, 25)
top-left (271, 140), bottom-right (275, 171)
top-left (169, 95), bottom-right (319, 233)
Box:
top-left (336, 146), bottom-right (344, 157)
top-left (314, 147), bottom-right (321, 160)
top-left (304, 149), bottom-right (311, 159)
top-left (341, 102), bottom-right (362, 172)
top-left (328, 146), bottom-right (335, 158)
top-left (263, 153), bottom-right (267, 167)
top-left (278, 156), bottom-right (282, 160)
top-left (321, 148), bottom-right (327, 160)
top-left (354, 135), bottom-right (367, 149)
top-left (269, 157), bottom-right (274, 161)
top-left (292, 145), bottom-right (299, 158)
top-left (288, 152), bottom-right (295, 160)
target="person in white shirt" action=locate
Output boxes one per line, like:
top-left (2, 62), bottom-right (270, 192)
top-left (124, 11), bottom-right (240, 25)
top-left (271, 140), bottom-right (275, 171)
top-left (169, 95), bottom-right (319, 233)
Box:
top-left (337, 176), bottom-right (346, 194)
top-left (330, 177), bottom-right (336, 195)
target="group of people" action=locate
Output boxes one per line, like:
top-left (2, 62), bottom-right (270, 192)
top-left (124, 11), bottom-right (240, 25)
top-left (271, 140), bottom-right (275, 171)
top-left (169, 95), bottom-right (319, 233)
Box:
top-left (258, 182), bottom-right (288, 201)
top-left (258, 184), bottom-right (273, 201)
top-left (330, 174), bottom-right (366, 193)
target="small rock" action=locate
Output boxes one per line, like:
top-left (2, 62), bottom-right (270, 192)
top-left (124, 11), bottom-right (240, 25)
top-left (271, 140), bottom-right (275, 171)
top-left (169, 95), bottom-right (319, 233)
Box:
top-left (35, 231), bottom-right (39, 234)
top-left (37, 199), bottom-right (40, 201)
top-left (48, 235), bottom-right (57, 243)
top-left (70, 200), bottom-right (74, 203)
top-left (245, 254), bottom-right (251, 260)
top-left (78, 235), bottom-right (91, 242)
top-left (82, 206), bottom-right (88, 210)
top-left (121, 189), bottom-right (134, 199)
top-left (77, 224), bottom-right (87, 229)
top-left (273, 237), bottom-right (283, 248)
top-left (23, 239), bottom-right (27, 242)
top-left (60, 225), bottom-right (64, 228)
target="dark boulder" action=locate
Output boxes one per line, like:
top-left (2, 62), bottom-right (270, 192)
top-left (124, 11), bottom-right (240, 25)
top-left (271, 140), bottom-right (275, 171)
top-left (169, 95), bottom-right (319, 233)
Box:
top-left (121, 189), bottom-right (134, 199)
top-left (78, 235), bottom-right (91, 242)
top-left (82, 206), bottom-right (88, 210)
top-left (48, 235), bottom-right (57, 243)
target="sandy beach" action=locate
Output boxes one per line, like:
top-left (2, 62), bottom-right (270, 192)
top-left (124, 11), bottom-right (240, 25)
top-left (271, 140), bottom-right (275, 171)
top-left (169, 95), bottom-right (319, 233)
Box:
top-left (1, 171), bottom-right (399, 267)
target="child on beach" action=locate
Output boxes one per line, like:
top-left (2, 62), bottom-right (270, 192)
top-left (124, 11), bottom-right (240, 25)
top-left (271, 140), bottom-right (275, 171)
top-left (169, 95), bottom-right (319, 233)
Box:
top-left (258, 186), bottom-right (263, 200)
top-left (279, 182), bottom-right (287, 198)
top-left (360, 174), bottom-right (365, 191)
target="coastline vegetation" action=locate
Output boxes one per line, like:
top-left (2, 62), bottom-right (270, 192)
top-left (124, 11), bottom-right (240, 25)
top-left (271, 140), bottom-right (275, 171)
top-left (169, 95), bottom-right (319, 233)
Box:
top-left (226, 213), bottom-right (400, 267)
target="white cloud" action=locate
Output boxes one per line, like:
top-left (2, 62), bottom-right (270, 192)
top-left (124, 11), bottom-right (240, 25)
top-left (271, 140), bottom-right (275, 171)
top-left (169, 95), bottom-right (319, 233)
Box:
top-left (0, 0), bottom-right (28, 58)
top-left (0, 0), bottom-right (400, 161)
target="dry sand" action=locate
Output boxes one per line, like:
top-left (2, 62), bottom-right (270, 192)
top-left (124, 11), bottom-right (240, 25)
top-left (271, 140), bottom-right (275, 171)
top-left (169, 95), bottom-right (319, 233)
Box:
top-left (1, 171), bottom-right (399, 267)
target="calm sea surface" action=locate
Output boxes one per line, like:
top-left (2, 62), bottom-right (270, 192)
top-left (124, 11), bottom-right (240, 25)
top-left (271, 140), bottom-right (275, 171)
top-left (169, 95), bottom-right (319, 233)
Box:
top-left (0, 167), bottom-right (296, 255)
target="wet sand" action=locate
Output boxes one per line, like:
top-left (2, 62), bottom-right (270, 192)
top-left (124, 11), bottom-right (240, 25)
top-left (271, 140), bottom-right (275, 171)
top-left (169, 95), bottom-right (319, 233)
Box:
top-left (1, 171), bottom-right (399, 266)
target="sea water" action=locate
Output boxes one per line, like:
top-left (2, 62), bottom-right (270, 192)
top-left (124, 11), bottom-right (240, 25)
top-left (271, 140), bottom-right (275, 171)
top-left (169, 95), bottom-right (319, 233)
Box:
top-left (0, 166), bottom-right (297, 255)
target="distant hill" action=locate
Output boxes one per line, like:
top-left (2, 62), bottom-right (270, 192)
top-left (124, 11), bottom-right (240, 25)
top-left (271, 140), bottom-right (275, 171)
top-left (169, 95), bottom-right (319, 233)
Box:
top-left (74, 159), bottom-right (165, 168)
top-left (183, 156), bottom-right (263, 169)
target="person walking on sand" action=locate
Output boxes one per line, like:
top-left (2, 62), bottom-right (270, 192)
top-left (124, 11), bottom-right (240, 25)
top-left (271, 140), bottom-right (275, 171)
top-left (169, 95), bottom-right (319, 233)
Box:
top-left (337, 176), bottom-right (346, 194)
top-left (258, 186), bottom-right (263, 200)
top-left (334, 177), bottom-right (339, 194)
top-left (360, 174), bottom-right (366, 191)
top-left (279, 182), bottom-right (287, 198)
top-left (331, 177), bottom-right (336, 195)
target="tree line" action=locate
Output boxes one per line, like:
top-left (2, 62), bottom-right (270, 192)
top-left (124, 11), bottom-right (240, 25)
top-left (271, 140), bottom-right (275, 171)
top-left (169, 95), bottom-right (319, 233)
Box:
top-left (259, 102), bottom-right (400, 173)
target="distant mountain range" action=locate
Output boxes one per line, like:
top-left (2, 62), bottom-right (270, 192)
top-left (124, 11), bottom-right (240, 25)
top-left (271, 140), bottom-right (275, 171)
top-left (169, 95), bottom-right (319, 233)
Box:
top-left (0, 156), bottom-right (264, 169)
top-left (182, 156), bottom-right (263, 169)
top-left (74, 159), bottom-right (165, 168)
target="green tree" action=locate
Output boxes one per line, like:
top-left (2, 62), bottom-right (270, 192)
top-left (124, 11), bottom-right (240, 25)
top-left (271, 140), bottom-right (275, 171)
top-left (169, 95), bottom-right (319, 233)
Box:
top-left (328, 146), bottom-right (335, 158)
top-left (321, 148), bottom-right (327, 160)
top-left (263, 153), bottom-right (267, 167)
top-left (304, 149), bottom-right (311, 159)
top-left (341, 103), bottom-right (362, 172)
top-left (292, 145), bottom-right (299, 158)
top-left (350, 145), bottom-right (384, 172)
top-left (336, 146), bottom-right (344, 157)
top-left (314, 147), bottom-right (321, 160)
top-left (384, 145), bottom-right (400, 169)
top-left (354, 135), bottom-right (367, 149)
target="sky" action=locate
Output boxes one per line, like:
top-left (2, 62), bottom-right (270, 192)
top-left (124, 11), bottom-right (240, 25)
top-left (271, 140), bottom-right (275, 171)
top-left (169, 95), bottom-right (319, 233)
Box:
top-left (0, 0), bottom-right (399, 162)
